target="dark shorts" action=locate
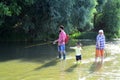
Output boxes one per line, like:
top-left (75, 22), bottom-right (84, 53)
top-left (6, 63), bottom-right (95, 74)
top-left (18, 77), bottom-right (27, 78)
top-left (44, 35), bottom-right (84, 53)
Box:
top-left (76, 55), bottom-right (81, 61)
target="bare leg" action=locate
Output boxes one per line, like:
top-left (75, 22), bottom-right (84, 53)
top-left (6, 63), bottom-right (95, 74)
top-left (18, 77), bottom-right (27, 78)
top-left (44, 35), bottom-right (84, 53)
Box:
top-left (95, 56), bottom-right (98, 63)
top-left (58, 51), bottom-right (61, 59)
top-left (63, 51), bottom-right (66, 60)
top-left (95, 49), bottom-right (98, 63)
top-left (101, 50), bottom-right (104, 64)
top-left (101, 56), bottom-right (104, 64)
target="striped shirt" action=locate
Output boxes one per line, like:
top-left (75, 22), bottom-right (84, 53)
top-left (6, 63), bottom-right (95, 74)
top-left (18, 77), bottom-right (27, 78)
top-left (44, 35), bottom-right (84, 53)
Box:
top-left (96, 34), bottom-right (105, 49)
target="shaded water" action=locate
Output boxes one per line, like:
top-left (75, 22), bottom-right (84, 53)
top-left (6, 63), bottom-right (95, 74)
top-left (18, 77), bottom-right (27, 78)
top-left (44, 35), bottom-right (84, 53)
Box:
top-left (0, 42), bottom-right (58, 62)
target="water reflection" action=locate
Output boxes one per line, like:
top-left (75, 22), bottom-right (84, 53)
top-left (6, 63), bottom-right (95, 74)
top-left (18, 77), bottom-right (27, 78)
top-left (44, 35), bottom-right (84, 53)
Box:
top-left (65, 64), bottom-right (77, 72)
top-left (89, 62), bottom-right (103, 73)
top-left (0, 42), bottom-right (58, 62)
top-left (34, 58), bottom-right (59, 70)
top-left (59, 60), bottom-right (66, 80)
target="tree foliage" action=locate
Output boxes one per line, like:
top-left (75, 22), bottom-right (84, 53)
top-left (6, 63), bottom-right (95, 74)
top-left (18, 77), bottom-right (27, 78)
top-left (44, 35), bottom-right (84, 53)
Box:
top-left (0, 0), bottom-right (35, 41)
top-left (101, 0), bottom-right (120, 37)
top-left (94, 0), bottom-right (107, 31)
top-left (0, 0), bottom-right (97, 41)
top-left (0, 0), bottom-right (120, 41)
top-left (94, 0), bottom-right (120, 38)
top-left (72, 0), bottom-right (97, 31)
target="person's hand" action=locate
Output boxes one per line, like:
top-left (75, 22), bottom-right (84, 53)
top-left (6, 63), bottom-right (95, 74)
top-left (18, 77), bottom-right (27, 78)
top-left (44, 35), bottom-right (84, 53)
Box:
top-left (53, 41), bottom-right (56, 44)
top-left (53, 40), bottom-right (57, 44)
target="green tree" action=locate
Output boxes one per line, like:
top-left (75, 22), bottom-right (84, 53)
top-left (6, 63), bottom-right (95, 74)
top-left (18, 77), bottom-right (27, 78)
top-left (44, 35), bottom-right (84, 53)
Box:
top-left (0, 0), bottom-right (35, 41)
top-left (48, 0), bottom-right (75, 33)
top-left (94, 0), bottom-right (107, 31)
top-left (102, 0), bottom-right (120, 38)
top-left (71, 0), bottom-right (97, 31)
top-left (0, 0), bottom-right (98, 41)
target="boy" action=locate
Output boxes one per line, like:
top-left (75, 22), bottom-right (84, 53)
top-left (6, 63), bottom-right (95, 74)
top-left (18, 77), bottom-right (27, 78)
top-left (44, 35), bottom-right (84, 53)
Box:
top-left (70, 42), bottom-right (82, 64)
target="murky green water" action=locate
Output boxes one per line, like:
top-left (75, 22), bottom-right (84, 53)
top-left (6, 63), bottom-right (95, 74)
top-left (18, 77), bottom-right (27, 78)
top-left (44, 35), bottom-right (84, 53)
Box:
top-left (0, 41), bottom-right (120, 80)
top-left (0, 42), bottom-right (58, 62)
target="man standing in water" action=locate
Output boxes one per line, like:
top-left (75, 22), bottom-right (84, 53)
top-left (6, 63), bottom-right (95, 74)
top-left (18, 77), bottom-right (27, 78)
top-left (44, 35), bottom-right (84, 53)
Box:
top-left (95, 29), bottom-right (105, 63)
top-left (53, 25), bottom-right (66, 60)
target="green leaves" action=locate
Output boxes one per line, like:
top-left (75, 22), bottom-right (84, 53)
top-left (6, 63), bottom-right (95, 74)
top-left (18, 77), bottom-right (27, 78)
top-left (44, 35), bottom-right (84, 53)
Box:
top-left (0, 3), bottom-right (12, 16)
top-left (101, 0), bottom-right (120, 38)
top-left (72, 0), bottom-right (96, 31)
top-left (9, 2), bottom-right (21, 16)
top-left (0, 0), bottom-right (97, 41)
top-left (1, 0), bottom-right (120, 41)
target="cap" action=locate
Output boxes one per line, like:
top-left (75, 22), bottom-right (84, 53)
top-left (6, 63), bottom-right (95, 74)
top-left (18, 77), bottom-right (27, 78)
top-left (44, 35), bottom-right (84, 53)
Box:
top-left (99, 30), bottom-right (103, 33)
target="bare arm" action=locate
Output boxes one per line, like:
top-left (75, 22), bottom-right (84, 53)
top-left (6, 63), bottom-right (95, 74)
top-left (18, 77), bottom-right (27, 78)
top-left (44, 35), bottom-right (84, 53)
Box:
top-left (70, 47), bottom-right (76, 49)
top-left (53, 39), bottom-right (58, 44)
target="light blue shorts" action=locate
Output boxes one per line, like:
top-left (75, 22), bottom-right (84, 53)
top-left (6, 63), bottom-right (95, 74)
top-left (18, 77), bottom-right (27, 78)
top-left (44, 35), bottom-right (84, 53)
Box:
top-left (58, 44), bottom-right (65, 52)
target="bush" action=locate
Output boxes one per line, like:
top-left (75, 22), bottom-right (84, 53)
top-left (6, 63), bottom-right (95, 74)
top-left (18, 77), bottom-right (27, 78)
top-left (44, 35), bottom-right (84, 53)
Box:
top-left (70, 31), bottom-right (81, 39)
top-left (79, 32), bottom-right (97, 39)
